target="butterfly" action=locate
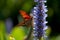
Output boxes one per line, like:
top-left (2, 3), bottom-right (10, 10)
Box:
top-left (17, 10), bottom-right (32, 27)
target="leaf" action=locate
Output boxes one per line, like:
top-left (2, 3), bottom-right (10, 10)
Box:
top-left (10, 26), bottom-right (28, 40)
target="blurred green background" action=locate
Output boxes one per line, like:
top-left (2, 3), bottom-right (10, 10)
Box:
top-left (0, 0), bottom-right (60, 40)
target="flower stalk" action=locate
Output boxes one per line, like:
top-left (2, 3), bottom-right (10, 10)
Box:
top-left (31, 0), bottom-right (48, 40)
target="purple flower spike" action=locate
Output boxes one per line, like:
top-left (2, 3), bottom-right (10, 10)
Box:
top-left (31, 0), bottom-right (48, 40)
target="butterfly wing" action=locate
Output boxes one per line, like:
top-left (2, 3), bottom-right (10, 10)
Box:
top-left (19, 10), bottom-right (31, 20)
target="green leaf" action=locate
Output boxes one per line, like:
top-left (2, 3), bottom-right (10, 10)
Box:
top-left (10, 26), bottom-right (27, 40)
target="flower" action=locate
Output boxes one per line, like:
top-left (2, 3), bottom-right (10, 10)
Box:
top-left (31, 0), bottom-right (48, 40)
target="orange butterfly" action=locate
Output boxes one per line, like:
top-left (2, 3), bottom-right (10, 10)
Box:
top-left (17, 10), bottom-right (32, 27)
